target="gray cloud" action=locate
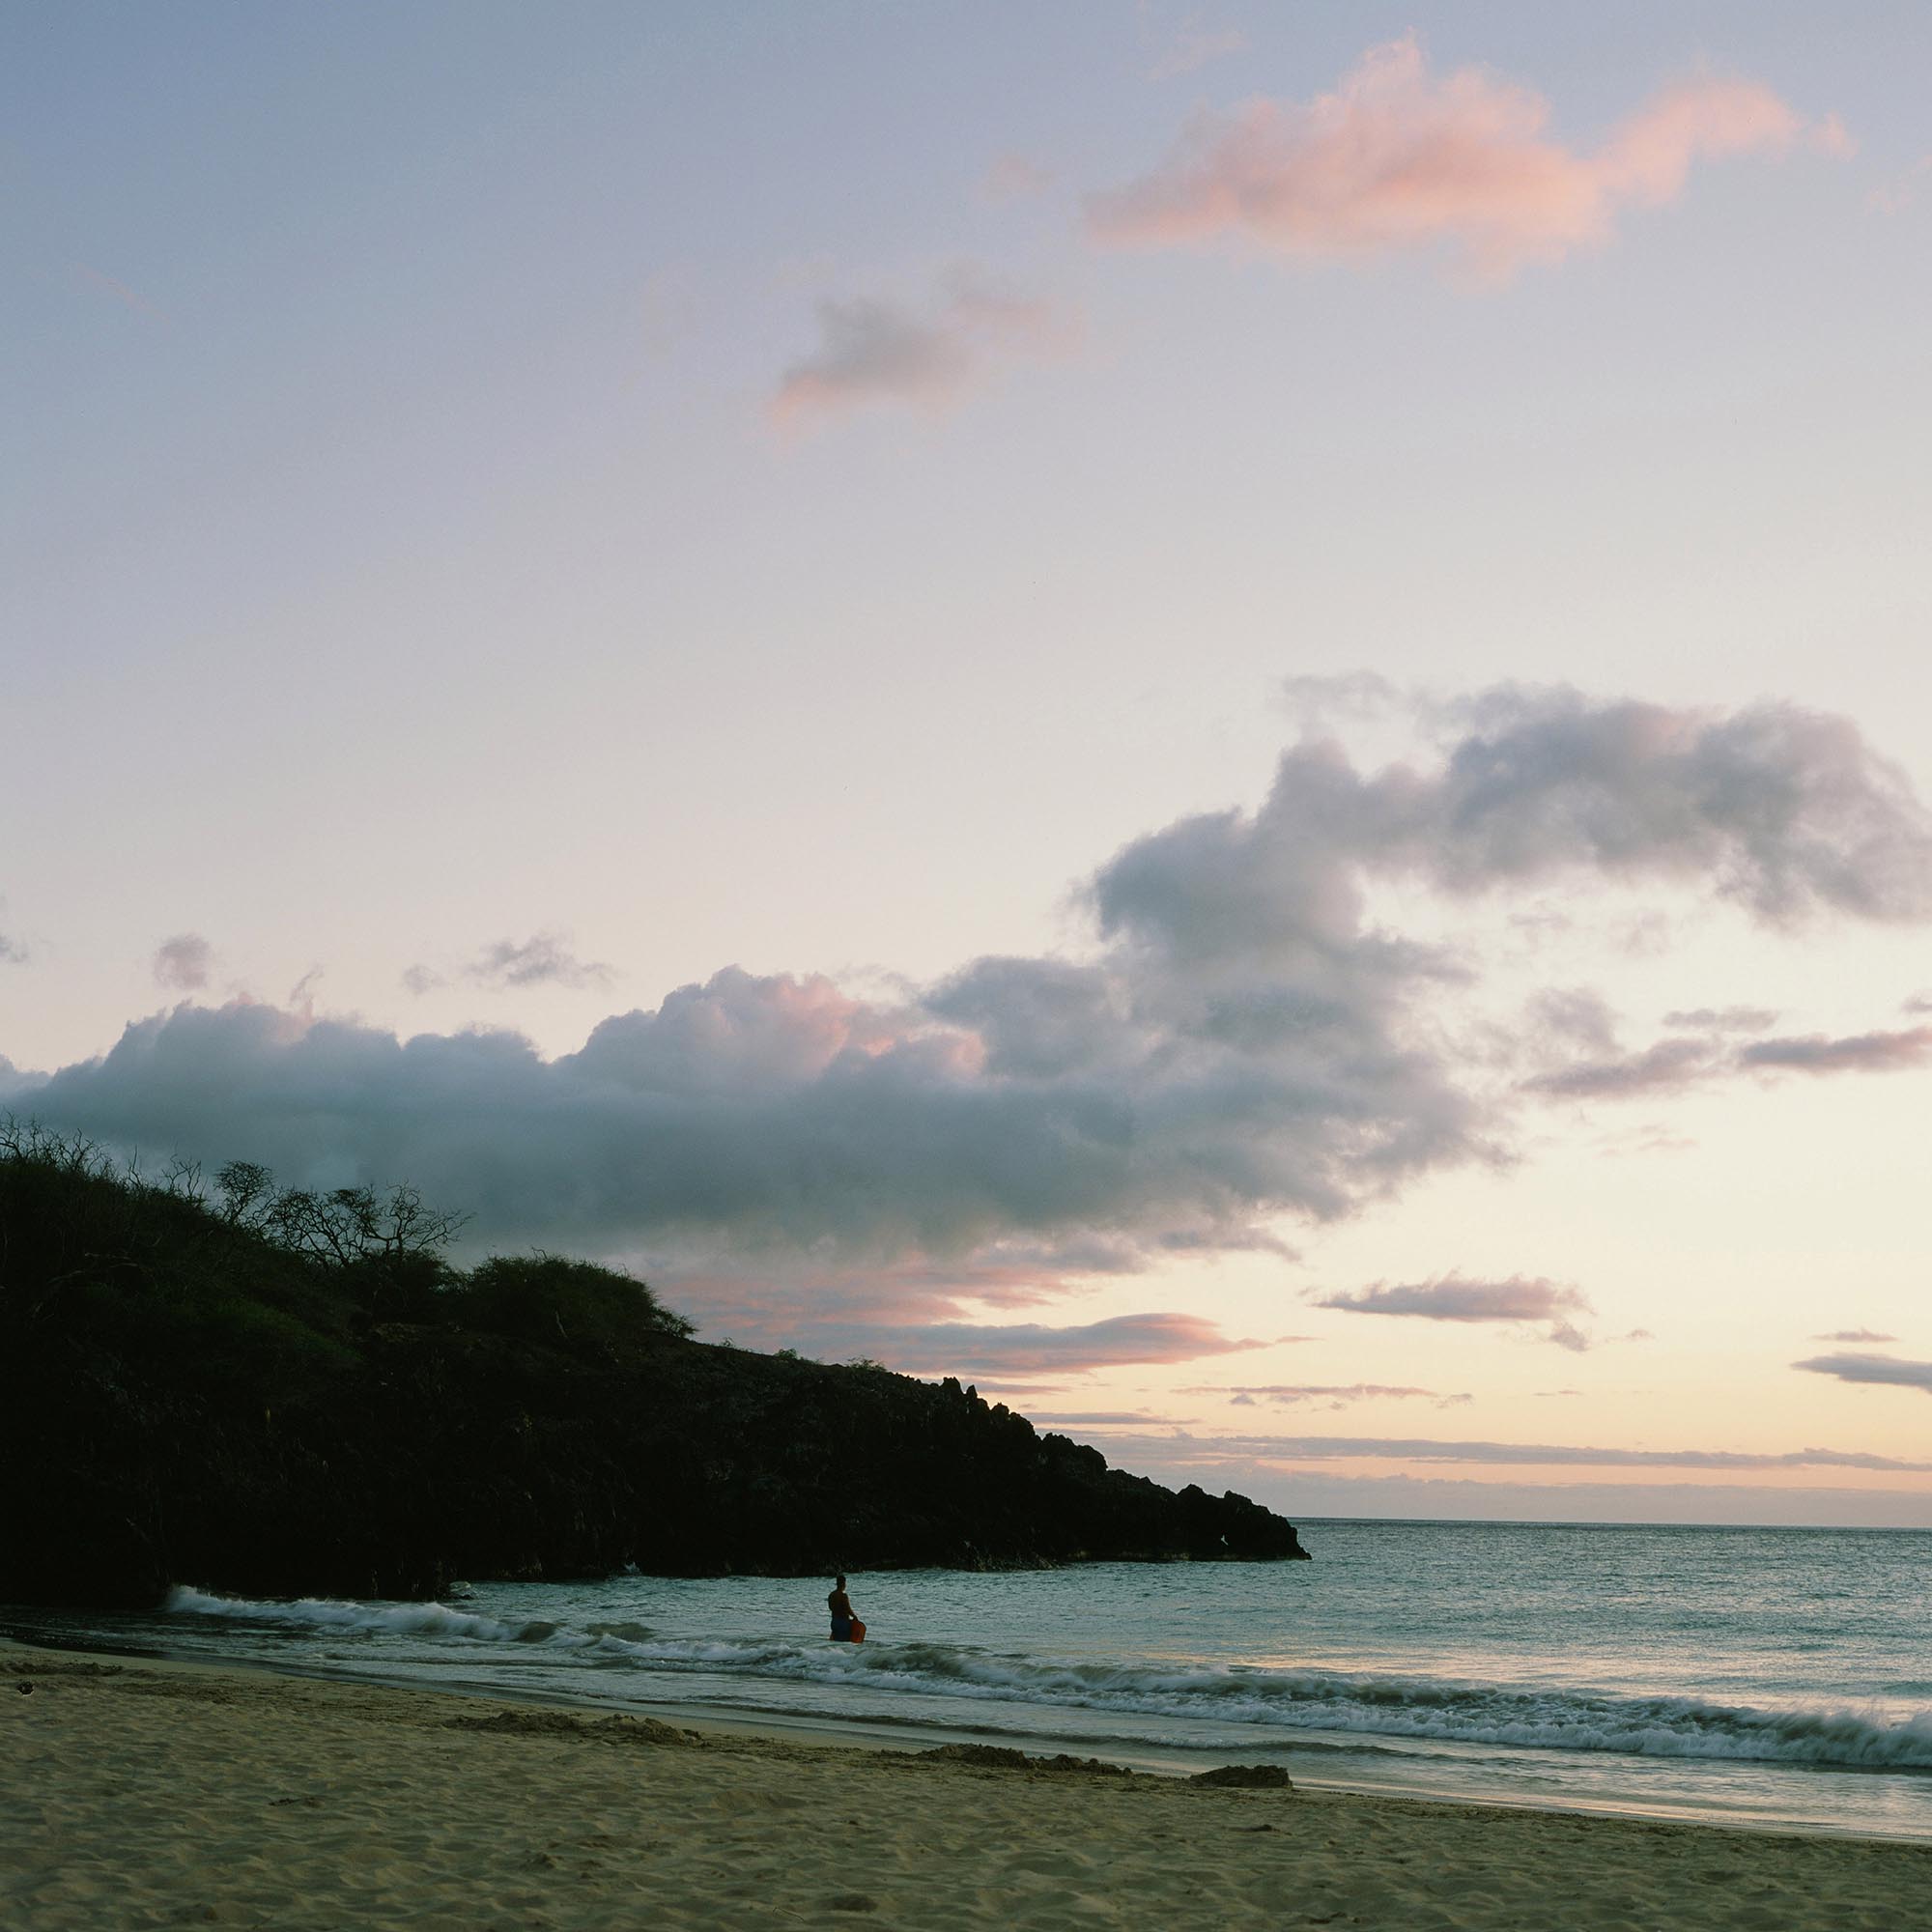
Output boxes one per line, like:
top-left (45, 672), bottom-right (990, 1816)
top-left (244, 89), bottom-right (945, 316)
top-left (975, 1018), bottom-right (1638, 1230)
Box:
top-left (1189, 1383), bottom-right (1471, 1409)
top-left (403, 937), bottom-right (613, 997)
top-left (770, 271), bottom-right (1075, 431)
top-left (1526, 1023), bottom-right (1932, 1102)
top-left (1522, 1036), bottom-right (1717, 1100)
top-left (1026, 1410), bottom-right (1183, 1428)
top-left (1316, 1275), bottom-right (1594, 1351)
top-left (1739, 1027), bottom-right (1932, 1075)
top-left (1812, 1328), bottom-right (1897, 1344)
top-left (0, 933), bottom-right (25, 967)
top-left (1090, 693), bottom-right (1932, 971)
top-left (1523, 987), bottom-right (1622, 1058)
top-left (1662, 1007), bottom-right (1779, 1033)
top-left (151, 933), bottom-right (213, 992)
top-left (774, 295), bottom-right (969, 421)
top-left (11, 689), bottom-right (1932, 1299)
top-left (1793, 1351), bottom-right (1932, 1396)
top-left (469, 933), bottom-right (614, 992)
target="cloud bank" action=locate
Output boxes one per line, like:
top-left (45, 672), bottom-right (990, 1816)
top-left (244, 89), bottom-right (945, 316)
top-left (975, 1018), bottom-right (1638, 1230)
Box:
top-left (10, 688), bottom-right (1931, 1333)
top-left (1090, 36), bottom-right (1840, 278)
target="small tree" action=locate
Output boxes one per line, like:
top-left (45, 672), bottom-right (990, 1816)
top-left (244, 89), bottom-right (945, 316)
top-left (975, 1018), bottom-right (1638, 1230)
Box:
top-left (215, 1164), bottom-right (466, 1314)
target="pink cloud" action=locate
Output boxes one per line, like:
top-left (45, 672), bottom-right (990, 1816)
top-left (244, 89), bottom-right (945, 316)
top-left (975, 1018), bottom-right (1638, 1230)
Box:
top-left (1088, 36), bottom-right (1840, 278)
top-left (815, 1312), bottom-right (1264, 1378)
top-left (664, 1251), bottom-right (1104, 1347)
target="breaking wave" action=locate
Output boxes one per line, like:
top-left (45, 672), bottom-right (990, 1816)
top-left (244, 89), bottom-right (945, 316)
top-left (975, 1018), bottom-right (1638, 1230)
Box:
top-left (161, 1587), bottom-right (1932, 1772)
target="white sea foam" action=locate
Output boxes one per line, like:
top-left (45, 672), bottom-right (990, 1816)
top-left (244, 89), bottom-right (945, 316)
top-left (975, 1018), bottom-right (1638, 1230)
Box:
top-left (161, 1586), bottom-right (1932, 1772)
top-left (164, 1586), bottom-right (534, 1646)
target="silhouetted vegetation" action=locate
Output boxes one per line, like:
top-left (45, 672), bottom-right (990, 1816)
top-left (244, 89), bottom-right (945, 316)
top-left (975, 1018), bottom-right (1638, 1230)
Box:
top-left (0, 1122), bottom-right (1306, 1608)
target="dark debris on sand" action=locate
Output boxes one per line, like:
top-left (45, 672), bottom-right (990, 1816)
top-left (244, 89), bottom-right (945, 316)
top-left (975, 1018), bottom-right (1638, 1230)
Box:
top-left (1189, 1764), bottom-right (1294, 1789)
top-left (924, 1745), bottom-right (1295, 1790)
top-left (446, 1709), bottom-right (702, 1747)
top-left (923, 1744), bottom-right (1135, 1777)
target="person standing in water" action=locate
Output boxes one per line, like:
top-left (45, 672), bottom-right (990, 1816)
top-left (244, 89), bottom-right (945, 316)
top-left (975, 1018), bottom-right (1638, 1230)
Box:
top-left (828, 1575), bottom-right (859, 1641)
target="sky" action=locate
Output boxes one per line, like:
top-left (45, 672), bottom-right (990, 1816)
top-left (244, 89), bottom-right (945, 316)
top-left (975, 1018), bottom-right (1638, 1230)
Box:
top-left (5, 2), bottom-right (1931, 1527)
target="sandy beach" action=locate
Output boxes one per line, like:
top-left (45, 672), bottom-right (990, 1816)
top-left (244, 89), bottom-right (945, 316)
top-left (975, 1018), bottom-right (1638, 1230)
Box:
top-left (5, 1641), bottom-right (1927, 1931)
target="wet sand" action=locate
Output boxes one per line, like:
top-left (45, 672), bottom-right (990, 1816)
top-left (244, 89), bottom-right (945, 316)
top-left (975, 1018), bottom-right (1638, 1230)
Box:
top-left (5, 1641), bottom-right (1926, 1929)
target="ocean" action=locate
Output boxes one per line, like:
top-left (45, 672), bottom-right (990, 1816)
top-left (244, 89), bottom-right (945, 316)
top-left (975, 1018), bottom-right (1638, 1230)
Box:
top-left (10, 1520), bottom-right (1930, 1840)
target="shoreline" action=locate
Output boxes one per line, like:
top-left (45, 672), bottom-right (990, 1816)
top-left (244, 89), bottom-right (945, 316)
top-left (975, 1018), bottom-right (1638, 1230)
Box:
top-left (7, 1624), bottom-right (1927, 1846)
top-left (8, 1637), bottom-right (1932, 1929)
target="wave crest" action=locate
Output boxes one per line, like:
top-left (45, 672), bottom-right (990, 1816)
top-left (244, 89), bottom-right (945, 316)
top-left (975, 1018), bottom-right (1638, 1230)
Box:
top-left (161, 1586), bottom-right (1932, 1771)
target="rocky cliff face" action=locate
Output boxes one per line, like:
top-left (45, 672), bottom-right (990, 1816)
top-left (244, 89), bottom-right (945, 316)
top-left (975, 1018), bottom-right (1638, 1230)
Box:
top-left (0, 1139), bottom-right (1309, 1607)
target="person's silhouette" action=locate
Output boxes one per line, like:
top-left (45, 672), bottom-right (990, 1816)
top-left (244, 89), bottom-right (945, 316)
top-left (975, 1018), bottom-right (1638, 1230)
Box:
top-left (828, 1575), bottom-right (858, 1641)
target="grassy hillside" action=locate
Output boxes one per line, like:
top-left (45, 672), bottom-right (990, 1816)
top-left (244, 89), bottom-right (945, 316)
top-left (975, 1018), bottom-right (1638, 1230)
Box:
top-left (0, 1123), bottom-right (1306, 1607)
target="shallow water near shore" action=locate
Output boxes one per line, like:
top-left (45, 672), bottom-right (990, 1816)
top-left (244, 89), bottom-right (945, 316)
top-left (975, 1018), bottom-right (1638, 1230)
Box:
top-left (12, 1519), bottom-right (1931, 1839)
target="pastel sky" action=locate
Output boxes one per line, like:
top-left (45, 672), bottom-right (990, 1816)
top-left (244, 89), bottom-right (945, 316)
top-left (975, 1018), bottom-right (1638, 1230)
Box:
top-left (6, 3), bottom-right (1931, 1526)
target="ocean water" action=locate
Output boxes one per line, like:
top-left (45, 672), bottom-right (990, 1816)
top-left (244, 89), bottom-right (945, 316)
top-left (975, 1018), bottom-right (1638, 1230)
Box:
top-left (10, 1520), bottom-right (1931, 1840)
